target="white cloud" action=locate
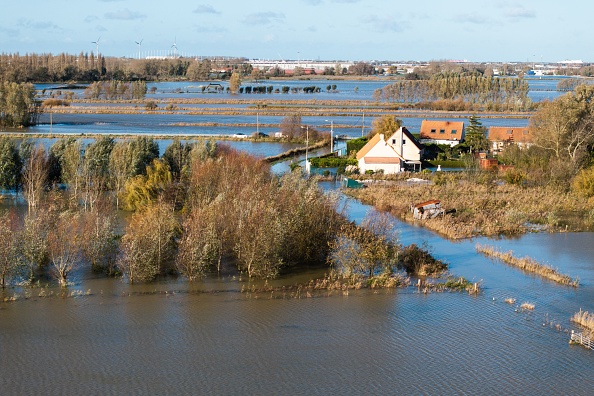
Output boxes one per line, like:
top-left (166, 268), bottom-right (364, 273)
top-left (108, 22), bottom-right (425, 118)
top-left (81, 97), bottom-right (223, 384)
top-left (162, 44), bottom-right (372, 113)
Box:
top-left (362, 15), bottom-right (406, 32)
top-left (452, 13), bottom-right (490, 24)
top-left (505, 7), bottom-right (536, 19)
top-left (243, 12), bottom-right (285, 26)
top-left (104, 9), bottom-right (147, 21)
top-left (193, 5), bottom-right (221, 14)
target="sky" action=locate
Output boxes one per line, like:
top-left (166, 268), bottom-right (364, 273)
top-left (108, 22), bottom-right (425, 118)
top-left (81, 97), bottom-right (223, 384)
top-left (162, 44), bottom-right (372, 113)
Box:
top-left (1, 0), bottom-right (592, 63)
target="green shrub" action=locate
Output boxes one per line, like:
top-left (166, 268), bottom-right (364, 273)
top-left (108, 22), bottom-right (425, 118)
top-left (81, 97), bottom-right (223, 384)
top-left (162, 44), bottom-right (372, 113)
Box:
top-left (504, 168), bottom-right (526, 186)
top-left (346, 137), bottom-right (368, 156)
top-left (572, 166), bottom-right (594, 197)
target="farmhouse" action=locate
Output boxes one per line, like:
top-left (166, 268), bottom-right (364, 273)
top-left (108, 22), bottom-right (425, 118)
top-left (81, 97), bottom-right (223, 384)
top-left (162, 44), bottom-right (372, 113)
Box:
top-left (487, 127), bottom-right (532, 153)
top-left (356, 127), bottom-right (424, 174)
top-left (419, 120), bottom-right (465, 147)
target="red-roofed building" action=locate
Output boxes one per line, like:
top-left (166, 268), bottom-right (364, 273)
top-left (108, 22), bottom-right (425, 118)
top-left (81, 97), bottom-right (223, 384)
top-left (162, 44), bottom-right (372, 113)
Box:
top-left (419, 120), bottom-right (465, 147)
top-left (487, 127), bottom-right (532, 153)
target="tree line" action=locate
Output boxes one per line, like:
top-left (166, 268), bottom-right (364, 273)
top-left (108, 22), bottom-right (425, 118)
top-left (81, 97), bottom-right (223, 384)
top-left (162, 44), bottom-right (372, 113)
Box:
top-left (83, 81), bottom-right (148, 100)
top-left (0, 53), bottom-right (248, 83)
top-left (0, 137), bottom-right (345, 286)
top-left (373, 71), bottom-right (531, 111)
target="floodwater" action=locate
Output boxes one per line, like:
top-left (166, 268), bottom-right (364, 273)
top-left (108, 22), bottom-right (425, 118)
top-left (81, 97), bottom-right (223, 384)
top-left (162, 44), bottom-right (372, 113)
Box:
top-left (2, 78), bottom-right (593, 394)
top-left (1, 191), bottom-right (594, 394)
top-left (30, 76), bottom-right (568, 139)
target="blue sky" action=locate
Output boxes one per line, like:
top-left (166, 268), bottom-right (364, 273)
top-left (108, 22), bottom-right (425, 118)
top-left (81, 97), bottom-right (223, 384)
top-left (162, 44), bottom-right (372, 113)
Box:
top-left (1, 0), bottom-right (592, 62)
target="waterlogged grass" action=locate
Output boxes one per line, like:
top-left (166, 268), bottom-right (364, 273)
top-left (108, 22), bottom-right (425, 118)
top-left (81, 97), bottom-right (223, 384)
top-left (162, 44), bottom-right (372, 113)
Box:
top-left (239, 271), bottom-right (412, 299)
top-left (440, 276), bottom-right (480, 294)
top-left (347, 172), bottom-right (594, 239)
top-left (571, 309), bottom-right (594, 336)
top-left (2, 288), bottom-right (92, 302)
top-left (520, 302), bottom-right (535, 311)
top-left (476, 244), bottom-right (579, 287)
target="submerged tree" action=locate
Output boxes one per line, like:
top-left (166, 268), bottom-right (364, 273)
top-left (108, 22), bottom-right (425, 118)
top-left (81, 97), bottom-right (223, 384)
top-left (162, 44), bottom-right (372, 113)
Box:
top-left (176, 206), bottom-right (220, 280)
top-left (0, 210), bottom-right (24, 287)
top-left (47, 211), bottom-right (82, 287)
top-left (82, 136), bottom-right (115, 210)
top-left (229, 72), bottom-right (242, 94)
top-left (22, 145), bottom-right (48, 209)
top-left (80, 210), bottom-right (119, 275)
top-left (329, 211), bottom-right (400, 277)
top-left (123, 159), bottom-right (173, 211)
top-left (0, 82), bottom-right (39, 127)
top-left (0, 137), bottom-right (22, 191)
top-left (118, 202), bottom-right (179, 283)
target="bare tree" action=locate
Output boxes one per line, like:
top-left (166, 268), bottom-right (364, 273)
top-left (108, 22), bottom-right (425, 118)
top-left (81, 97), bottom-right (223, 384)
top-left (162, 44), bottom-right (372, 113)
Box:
top-left (80, 209), bottom-right (119, 275)
top-left (22, 145), bottom-right (48, 210)
top-left (47, 212), bottom-right (82, 287)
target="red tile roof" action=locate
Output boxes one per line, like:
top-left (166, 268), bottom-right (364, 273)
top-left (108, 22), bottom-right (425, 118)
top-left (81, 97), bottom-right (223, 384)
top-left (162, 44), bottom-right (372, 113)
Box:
top-left (420, 120), bottom-right (464, 141)
top-left (488, 127), bottom-right (531, 144)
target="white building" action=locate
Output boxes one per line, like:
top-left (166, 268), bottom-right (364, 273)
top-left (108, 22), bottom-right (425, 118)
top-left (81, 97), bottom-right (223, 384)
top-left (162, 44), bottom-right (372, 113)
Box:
top-left (356, 127), bottom-right (424, 174)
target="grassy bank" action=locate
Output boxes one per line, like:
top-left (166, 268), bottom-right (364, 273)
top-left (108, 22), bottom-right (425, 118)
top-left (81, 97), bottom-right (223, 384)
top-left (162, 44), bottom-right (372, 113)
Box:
top-left (345, 172), bottom-right (594, 239)
top-left (476, 244), bottom-right (579, 287)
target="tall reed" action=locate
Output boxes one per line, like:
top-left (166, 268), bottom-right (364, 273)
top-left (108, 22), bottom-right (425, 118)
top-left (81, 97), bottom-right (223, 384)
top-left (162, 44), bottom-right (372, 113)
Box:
top-left (571, 309), bottom-right (594, 334)
top-left (476, 244), bottom-right (579, 287)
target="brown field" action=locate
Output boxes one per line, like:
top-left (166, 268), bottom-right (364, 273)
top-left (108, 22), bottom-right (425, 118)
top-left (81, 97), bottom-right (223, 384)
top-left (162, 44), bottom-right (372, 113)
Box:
top-left (346, 172), bottom-right (594, 239)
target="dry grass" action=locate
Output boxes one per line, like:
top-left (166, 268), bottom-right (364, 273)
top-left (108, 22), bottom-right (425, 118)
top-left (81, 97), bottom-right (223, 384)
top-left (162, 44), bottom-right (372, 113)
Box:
top-left (476, 244), bottom-right (579, 287)
top-left (571, 309), bottom-right (594, 336)
top-left (347, 173), bottom-right (594, 239)
top-left (504, 297), bottom-right (516, 304)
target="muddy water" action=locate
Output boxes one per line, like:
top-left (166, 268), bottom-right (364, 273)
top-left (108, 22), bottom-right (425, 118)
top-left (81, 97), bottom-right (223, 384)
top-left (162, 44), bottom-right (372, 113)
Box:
top-left (1, 194), bottom-right (594, 394)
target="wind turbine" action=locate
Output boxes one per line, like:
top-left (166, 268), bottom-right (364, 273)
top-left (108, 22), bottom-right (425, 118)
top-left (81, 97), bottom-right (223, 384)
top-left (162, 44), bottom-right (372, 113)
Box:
top-left (171, 37), bottom-right (178, 58)
top-left (135, 38), bottom-right (143, 59)
top-left (92, 36), bottom-right (101, 55)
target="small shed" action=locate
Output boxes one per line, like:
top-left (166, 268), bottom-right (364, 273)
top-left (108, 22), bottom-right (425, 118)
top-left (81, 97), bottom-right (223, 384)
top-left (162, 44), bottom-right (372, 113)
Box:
top-left (412, 199), bottom-right (444, 219)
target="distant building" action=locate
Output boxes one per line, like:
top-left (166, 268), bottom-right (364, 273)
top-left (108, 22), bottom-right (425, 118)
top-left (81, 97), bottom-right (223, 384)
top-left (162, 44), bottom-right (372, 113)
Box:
top-left (249, 60), bottom-right (354, 75)
top-left (487, 127), bottom-right (532, 153)
top-left (356, 127), bottom-right (423, 174)
top-left (419, 120), bottom-right (465, 147)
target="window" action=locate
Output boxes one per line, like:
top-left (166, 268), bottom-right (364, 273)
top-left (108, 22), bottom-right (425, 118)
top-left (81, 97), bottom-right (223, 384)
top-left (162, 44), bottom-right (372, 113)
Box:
top-left (439, 129), bottom-right (445, 134)
top-left (430, 129), bottom-right (436, 134)
top-left (507, 129), bottom-right (513, 135)
top-left (392, 139), bottom-right (396, 145)
top-left (402, 139), bottom-right (406, 145)
top-left (523, 130), bottom-right (529, 135)
top-left (451, 129), bottom-right (457, 134)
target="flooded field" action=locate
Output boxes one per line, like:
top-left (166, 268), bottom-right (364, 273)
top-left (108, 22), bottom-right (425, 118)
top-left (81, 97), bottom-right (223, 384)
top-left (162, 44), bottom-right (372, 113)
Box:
top-left (1, 192), bottom-right (593, 395)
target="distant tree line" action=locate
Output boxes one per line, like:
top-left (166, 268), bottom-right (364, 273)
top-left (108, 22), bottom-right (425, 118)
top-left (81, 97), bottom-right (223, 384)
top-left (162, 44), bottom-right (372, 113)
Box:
top-left (374, 71), bottom-right (531, 111)
top-left (238, 85), bottom-right (324, 94)
top-left (83, 81), bottom-right (148, 100)
top-left (0, 53), bottom-right (248, 83)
